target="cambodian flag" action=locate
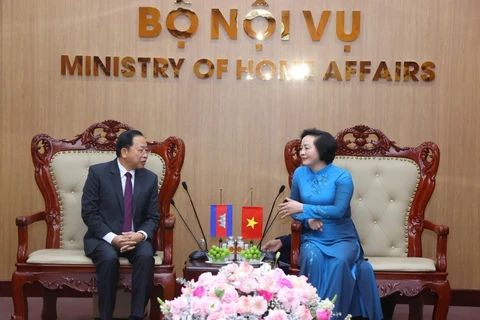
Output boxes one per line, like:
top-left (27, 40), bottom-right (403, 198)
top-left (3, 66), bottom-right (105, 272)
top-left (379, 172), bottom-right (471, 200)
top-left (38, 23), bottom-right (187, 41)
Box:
top-left (210, 204), bottom-right (233, 238)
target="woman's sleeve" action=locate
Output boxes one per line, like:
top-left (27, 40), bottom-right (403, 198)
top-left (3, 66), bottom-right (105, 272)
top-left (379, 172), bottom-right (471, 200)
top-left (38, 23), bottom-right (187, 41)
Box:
top-left (290, 170), bottom-right (307, 221)
top-left (302, 172), bottom-right (354, 220)
top-left (290, 170), bottom-right (301, 202)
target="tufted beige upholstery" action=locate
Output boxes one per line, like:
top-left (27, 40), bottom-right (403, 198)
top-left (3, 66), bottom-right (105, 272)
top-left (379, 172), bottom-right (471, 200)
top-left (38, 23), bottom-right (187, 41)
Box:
top-left (26, 151), bottom-right (166, 265)
top-left (333, 156), bottom-right (436, 272)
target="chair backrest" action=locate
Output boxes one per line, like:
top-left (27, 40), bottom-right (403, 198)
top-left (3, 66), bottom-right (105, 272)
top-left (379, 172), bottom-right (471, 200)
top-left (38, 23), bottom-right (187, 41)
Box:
top-left (284, 125), bottom-right (439, 258)
top-left (31, 120), bottom-right (185, 253)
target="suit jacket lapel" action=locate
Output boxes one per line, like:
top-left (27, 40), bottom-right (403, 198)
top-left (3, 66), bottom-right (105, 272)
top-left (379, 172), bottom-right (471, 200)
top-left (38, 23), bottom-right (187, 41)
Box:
top-left (133, 169), bottom-right (144, 217)
top-left (109, 159), bottom-right (124, 213)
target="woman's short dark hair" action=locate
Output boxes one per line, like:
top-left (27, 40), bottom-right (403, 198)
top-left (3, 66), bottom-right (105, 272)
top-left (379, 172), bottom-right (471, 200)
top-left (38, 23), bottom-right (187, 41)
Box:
top-left (300, 128), bottom-right (338, 164)
top-left (116, 130), bottom-right (144, 157)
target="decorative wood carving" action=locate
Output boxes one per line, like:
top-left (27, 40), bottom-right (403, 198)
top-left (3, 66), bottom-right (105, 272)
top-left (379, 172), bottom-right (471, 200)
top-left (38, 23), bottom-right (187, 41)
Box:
top-left (12, 120), bottom-right (185, 320)
top-left (285, 125), bottom-right (450, 320)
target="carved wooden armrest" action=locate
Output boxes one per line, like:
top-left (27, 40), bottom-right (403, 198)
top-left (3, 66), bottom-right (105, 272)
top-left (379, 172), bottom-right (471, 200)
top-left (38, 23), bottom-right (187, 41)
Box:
top-left (161, 215), bottom-right (175, 265)
top-left (423, 219), bottom-right (449, 272)
top-left (15, 211), bottom-right (46, 263)
top-left (290, 221), bottom-right (302, 275)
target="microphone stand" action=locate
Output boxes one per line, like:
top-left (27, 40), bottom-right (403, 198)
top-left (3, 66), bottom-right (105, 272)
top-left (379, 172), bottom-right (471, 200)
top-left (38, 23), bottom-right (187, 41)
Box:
top-left (259, 199), bottom-right (290, 261)
top-left (257, 186), bottom-right (285, 261)
top-left (182, 182), bottom-right (209, 260)
top-left (170, 199), bottom-right (207, 260)
top-left (189, 246), bottom-right (208, 260)
top-left (258, 185), bottom-right (285, 249)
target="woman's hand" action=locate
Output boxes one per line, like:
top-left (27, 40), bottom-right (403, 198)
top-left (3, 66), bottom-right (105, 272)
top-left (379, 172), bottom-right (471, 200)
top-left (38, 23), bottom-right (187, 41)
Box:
top-left (308, 219), bottom-right (323, 231)
top-left (278, 197), bottom-right (303, 218)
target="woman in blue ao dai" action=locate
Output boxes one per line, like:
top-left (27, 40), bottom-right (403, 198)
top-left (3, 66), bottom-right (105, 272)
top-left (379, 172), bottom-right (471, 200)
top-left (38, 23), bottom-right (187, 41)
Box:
top-left (279, 129), bottom-right (382, 320)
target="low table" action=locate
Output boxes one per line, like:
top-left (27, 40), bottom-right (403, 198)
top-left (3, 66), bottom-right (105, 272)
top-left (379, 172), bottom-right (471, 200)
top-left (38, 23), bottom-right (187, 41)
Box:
top-left (183, 259), bottom-right (225, 281)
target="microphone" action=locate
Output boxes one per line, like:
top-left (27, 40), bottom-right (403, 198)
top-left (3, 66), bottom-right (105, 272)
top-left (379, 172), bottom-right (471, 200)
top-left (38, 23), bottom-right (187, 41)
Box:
top-left (257, 185), bottom-right (285, 250)
top-left (261, 199), bottom-right (288, 245)
top-left (170, 199), bottom-right (204, 251)
top-left (182, 181), bottom-right (209, 260)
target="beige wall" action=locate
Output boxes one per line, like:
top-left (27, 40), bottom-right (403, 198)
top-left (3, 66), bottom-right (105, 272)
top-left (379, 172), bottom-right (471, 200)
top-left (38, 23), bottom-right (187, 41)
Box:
top-left (1, 0), bottom-right (479, 289)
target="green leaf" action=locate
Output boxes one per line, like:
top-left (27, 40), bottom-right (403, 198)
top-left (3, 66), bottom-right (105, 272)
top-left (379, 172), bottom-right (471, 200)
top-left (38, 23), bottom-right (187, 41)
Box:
top-left (157, 297), bottom-right (166, 306)
top-left (331, 294), bottom-right (337, 304)
top-left (215, 288), bottom-right (225, 298)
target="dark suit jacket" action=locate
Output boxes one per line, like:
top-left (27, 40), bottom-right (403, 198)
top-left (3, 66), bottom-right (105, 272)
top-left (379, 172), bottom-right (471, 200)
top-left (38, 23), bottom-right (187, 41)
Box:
top-left (277, 234), bottom-right (292, 265)
top-left (81, 159), bottom-right (160, 255)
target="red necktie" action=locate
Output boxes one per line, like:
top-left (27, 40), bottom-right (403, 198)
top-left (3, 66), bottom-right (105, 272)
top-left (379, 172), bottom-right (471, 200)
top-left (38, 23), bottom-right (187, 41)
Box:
top-left (122, 172), bottom-right (133, 232)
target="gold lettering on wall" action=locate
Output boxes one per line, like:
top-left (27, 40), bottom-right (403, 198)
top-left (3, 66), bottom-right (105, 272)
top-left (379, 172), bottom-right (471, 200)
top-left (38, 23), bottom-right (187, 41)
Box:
top-left (58, 7), bottom-right (436, 83)
top-left (194, 59), bottom-right (214, 78)
top-left (138, 7), bottom-right (162, 37)
top-left (421, 61), bottom-right (436, 82)
top-left (403, 61), bottom-right (419, 81)
top-left (237, 60), bottom-right (254, 79)
top-left (395, 61), bottom-right (401, 81)
top-left (243, 9), bottom-right (276, 40)
top-left (252, 0), bottom-right (269, 6)
top-left (279, 60), bottom-right (289, 80)
top-left (303, 11), bottom-right (331, 41)
top-left (60, 56), bottom-right (434, 82)
top-left (138, 58), bottom-right (151, 77)
top-left (302, 61), bottom-right (315, 80)
top-left (216, 59), bottom-right (228, 78)
top-left (345, 61), bottom-right (357, 81)
top-left (121, 57), bottom-right (136, 77)
top-left (359, 61), bottom-right (371, 81)
top-left (211, 9), bottom-right (238, 39)
top-left (336, 11), bottom-right (361, 42)
top-left (85, 56), bottom-right (92, 76)
top-left (324, 61), bottom-right (342, 81)
top-left (256, 60), bottom-right (276, 80)
top-left (61, 55), bottom-right (83, 75)
top-left (278, 60), bottom-right (315, 80)
top-left (153, 58), bottom-right (168, 77)
top-left (169, 58), bottom-right (185, 78)
top-left (113, 57), bottom-right (120, 76)
top-left (281, 10), bottom-right (290, 40)
top-left (93, 57), bottom-right (111, 76)
top-left (373, 61), bottom-right (392, 81)
top-left (166, 8), bottom-right (199, 38)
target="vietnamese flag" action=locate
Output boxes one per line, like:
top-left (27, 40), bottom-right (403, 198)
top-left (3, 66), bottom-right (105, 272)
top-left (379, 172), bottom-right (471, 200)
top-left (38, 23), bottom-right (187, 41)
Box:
top-left (210, 204), bottom-right (233, 238)
top-left (241, 206), bottom-right (263, 239)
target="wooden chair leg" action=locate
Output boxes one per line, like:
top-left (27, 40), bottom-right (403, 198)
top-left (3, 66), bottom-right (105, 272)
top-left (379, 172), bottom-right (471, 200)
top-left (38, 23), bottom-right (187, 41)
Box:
top-left (430, 281), bottom-right (451, 320)
top-left (408, 294), bottom-right (424, 320)
top-left (41, 288), bottom-right (58, 320)
top-left (163, 274), bottom-right (176, 302)
top-left (380, 294), bottom-right (398, 320)
top-left (11, 272), bottom-right (28, 320)
top-left (151, 273), bottom-right (176, 320)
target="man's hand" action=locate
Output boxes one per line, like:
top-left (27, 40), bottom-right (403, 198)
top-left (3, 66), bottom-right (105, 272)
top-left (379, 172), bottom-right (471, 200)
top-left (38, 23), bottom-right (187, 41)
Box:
top-left (261, 239), bottom-right (283, 252)
top-left (122, 231), bottom-right (144, 243)
top-left (308, 219), bottom-right (323, 231)
top-left (112, 232), bottom-right (144, 253)
top-left (112, 234), bottom-right (136, 253)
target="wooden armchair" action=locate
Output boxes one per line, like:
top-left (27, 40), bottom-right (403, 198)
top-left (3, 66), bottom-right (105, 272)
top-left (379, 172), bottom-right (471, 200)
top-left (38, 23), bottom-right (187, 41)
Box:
top-left (11, 120), bottom-right (185, 320)
top-left (285, 125), bottom-right (450, 320)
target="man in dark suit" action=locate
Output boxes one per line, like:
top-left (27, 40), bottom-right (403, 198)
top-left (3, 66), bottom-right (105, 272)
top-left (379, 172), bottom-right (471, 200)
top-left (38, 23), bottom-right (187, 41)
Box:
top-left (82, 130), bottom-right (160, 320)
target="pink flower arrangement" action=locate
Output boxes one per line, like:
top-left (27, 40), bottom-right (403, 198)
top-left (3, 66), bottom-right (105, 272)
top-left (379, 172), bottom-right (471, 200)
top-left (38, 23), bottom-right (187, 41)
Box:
top-left (159, 262), bottom-right (351, 320)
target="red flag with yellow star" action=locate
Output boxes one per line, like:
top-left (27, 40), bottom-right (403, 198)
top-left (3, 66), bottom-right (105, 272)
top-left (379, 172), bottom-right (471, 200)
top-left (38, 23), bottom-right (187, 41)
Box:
top-left (241, 206), bottom-right (263, 239)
